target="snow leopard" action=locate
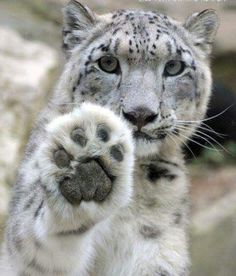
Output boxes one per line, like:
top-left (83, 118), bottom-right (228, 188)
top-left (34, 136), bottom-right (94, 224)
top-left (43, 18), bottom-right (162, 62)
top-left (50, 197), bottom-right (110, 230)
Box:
top-left (1, 1), bottom-right (219, 275)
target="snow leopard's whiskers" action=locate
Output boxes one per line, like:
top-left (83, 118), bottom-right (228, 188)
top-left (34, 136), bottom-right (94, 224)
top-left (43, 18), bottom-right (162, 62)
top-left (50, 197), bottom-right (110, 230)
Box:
top-left (167, 132), bottom-right (197, 159)
top-left (174, 123), bottom-right (230, 154)
top-left (174, 125), bottom-right (220, 151)
top-left (171, 126), bottom-right (220, 152)
top-left (177, 121), bottom-right (226, 138)
top-left (177, 104), bottom-right (233, 124)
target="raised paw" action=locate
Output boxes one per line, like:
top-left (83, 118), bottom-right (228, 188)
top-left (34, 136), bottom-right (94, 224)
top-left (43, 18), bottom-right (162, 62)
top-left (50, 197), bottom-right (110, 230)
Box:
top-left (40, 103), bottom-right (134, 209)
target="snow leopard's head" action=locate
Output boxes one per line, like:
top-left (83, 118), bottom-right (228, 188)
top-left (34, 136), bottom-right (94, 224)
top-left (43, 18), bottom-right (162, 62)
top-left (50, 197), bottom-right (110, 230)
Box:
top-left (58, 0), bottom-right (219, 157)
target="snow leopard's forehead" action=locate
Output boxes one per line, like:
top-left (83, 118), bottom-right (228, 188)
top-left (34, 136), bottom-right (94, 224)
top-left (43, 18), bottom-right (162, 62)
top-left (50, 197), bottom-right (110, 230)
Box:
top-left (85, 9), bottom-right (194, 65)
top-left (110, 9), bottom-right (176, 37)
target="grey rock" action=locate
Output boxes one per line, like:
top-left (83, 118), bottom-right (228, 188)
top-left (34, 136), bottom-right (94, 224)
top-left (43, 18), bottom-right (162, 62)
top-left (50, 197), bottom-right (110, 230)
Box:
top-left (0, 26), bottom-right (58, 222)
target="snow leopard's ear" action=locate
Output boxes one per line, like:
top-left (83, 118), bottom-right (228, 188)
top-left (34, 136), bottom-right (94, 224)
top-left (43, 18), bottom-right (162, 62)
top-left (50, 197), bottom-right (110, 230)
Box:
top-left (62, 0), bottom-right (96, 54)
top-left (184, 9), bottom-right (219, 55)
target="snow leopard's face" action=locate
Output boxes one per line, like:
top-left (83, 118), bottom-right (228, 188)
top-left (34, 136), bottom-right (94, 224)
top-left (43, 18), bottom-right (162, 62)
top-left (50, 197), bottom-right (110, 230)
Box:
top-left (61, 1), bottom-right (219, 157)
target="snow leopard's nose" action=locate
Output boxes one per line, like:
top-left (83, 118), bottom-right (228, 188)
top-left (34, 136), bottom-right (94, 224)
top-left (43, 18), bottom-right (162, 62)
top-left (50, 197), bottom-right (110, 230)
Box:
top-left (122, 107), bottom-right (158, 130)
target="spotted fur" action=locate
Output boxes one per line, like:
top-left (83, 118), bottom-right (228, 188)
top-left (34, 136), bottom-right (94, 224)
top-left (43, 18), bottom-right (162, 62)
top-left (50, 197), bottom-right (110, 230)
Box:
top-left (1, 1), bottom-right (219, 275)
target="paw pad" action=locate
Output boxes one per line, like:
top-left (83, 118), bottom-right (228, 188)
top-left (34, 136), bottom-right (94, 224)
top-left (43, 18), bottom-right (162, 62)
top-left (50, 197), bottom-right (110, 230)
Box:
top-left (110, 144), bottom-right (124, 162)
top-left (71, 128), bottom-right (87, 147)
top-left (96, 124), bottom-right (110, 142)
top-left (59, 176), bottom-right (82, 205)
top-left (54, 149), bottom-right (71, 168)
top-left (59, 160), bottom-right (112, 205)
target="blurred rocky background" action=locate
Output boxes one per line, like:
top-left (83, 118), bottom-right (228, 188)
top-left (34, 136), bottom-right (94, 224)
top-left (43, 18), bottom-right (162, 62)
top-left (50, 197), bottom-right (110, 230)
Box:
top-left (0, 0), bottom-right (235, 275)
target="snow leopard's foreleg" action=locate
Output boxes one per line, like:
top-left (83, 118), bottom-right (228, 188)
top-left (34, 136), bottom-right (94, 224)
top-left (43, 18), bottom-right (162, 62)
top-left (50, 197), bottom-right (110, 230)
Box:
top-left (3, 103), bottom-right (134, 276)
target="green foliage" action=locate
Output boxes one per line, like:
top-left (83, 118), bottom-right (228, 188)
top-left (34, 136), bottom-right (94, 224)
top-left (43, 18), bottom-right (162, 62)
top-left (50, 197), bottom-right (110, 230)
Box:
top-left (191, 141), bottom-right (236, 168)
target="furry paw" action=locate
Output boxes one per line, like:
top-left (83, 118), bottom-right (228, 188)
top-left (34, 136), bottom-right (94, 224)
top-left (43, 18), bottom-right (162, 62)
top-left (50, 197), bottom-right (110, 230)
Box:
top-left (39, 103), bottom-right (134, 213)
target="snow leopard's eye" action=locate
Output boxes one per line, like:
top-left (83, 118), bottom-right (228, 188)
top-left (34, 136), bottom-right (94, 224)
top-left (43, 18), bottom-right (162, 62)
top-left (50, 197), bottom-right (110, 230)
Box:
top-left (98, 56), bottom-right (120, 74)
top-left (164, 60), bottom-right (186, 77)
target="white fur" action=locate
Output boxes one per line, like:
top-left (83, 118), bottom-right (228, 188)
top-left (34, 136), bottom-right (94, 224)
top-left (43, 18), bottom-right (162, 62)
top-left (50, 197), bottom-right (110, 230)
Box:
top-left (1, 4), bottom-right (219, 275)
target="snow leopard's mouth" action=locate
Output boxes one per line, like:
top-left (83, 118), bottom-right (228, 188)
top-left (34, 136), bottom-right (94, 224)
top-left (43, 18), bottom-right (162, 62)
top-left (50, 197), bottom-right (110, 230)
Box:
top-left (133, 131), bottom-right (167, 141)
